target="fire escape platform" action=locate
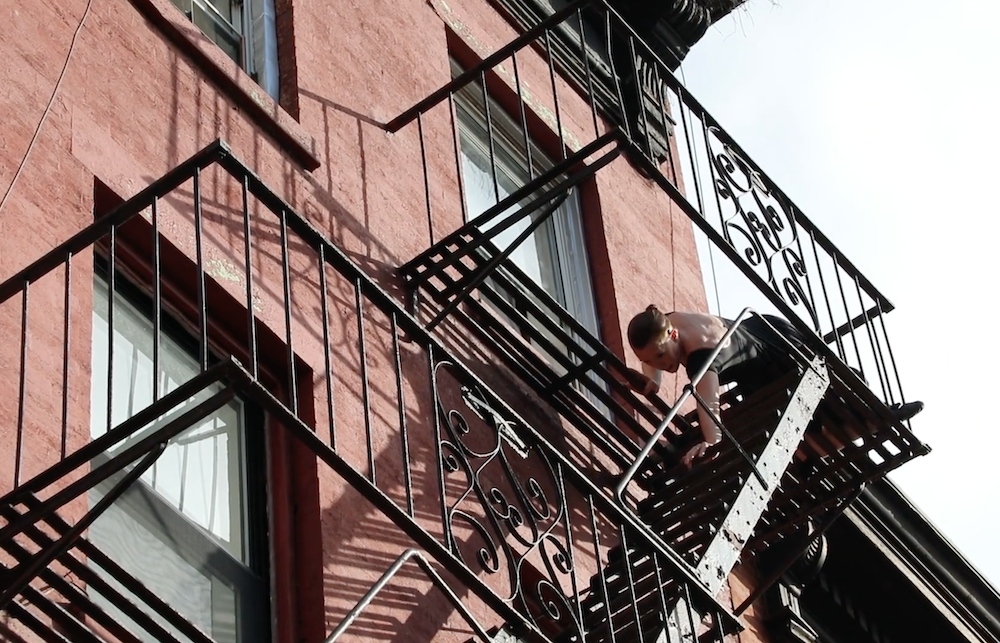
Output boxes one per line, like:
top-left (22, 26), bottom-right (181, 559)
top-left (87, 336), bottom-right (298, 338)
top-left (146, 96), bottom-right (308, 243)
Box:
top-left (401, 218), bottom-right (926, 504)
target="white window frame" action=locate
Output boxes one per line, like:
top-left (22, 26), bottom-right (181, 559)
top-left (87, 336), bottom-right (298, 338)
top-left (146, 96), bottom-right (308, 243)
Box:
top-left (452, 65), bottom-right (600, 339)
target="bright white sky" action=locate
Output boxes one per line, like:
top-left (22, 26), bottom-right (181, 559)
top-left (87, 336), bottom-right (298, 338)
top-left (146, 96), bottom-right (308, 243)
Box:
top-left (678, 0), bottom-right (1000, 586)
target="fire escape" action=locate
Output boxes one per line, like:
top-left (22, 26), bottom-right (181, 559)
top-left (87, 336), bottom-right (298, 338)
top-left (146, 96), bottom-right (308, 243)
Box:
top-left (0, 0), bottom-right (926, 642)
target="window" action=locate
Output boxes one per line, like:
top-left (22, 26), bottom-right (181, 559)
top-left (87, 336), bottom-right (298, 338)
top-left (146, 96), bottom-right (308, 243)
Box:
top-left (170, 0), bottom-right (280, 99)
top-left (452, 62), bottom-right (607, 408)
top-left (88, 270), bottom-right (270, 643)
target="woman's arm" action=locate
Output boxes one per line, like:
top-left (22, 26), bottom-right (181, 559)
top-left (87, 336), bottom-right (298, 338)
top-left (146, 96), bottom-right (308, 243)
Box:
top-left (620, 363), bottom-right (662, 395)
top-left (682, 370), bottom-right (723, 466)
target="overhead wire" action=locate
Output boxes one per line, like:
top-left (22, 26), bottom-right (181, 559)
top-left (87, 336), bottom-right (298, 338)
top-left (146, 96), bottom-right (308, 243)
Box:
top-left (677, 60), bottom-right (723, 316)
top-left (0, 0), bottom-right (95, 219)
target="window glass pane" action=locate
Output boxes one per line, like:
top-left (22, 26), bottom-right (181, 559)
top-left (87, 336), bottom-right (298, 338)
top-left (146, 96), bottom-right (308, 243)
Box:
top-left (87, 273), bottom-right (264, 643)
top-left (205, 0), bottom-right (237, 19)
top-left (458, 126), bottom-right (554, 293)
top-left (452, 65), bottom-right (608, 415)
top-left (170, 0), bottom-right (193, 15)
top-left (87, 501), bottom-right (239, 643)
top-left (90, 275), bottom-right (247, 560)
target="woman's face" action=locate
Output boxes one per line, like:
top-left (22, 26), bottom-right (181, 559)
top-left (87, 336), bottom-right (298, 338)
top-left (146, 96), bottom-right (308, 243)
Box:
top-left (633, 329), bottom-right (681, 373)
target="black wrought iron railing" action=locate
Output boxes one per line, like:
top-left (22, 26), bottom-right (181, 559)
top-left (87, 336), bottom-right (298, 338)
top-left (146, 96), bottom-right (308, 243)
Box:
top-left (390, 0), bottom-right (929, 605)
top-left (0, 141), bottom-right (746, 643)
top-left (391, 0), bottom-right (916, 439)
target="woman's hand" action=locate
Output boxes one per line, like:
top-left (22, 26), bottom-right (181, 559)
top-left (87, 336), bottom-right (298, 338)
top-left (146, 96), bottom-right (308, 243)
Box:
top-left (681, 440), bottom-right (719, 467)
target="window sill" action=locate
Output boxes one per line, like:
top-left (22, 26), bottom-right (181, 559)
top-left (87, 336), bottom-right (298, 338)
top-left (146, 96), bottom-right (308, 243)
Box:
top-left (130, 0), bottom-right (321, 170)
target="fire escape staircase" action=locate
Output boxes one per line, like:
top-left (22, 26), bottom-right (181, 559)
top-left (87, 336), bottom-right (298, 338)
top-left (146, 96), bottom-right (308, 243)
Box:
top-left (0, 142), bottom-right (748, 643)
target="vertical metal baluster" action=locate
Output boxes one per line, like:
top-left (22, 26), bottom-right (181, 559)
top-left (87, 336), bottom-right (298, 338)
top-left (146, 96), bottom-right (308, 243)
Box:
top-left (620, 527), bottom-right (646, 643)
top-left (651, 554), bottom-right (674, 643)
top-left (605, 9), bottom-right (632, 141)
top-left (876, 300), bottom-right (904, 408)
top-left (856, 276), bottom-right (888, 400)
top-left (418, 112), bottom-right (434, 244)
top-left (355, 279), bottom-right (375, 483)
top-left (152, 198), bottom-right (161, 402)
top-left (554, 461), bottom-right (585, 636)
top-left (792, 214), bottom-right (819, 334)
top-left (627, 35), bottom-right (653, 160)
top-left (654, 69), bottom-right (678, 185)
top-left (481, 70), bottom-right (500, 205)
top-left (869, 313), bottom-right (893, 405)
top-left (279, 209), bottom-right (298, 415)
top-left (696, 115), bottom-right (726, 315)
top-left (390, 313), bottom-right (414, 517)
top-left (449, 94), bottom-right (470, 224)
top-left (14, 284), bottom-right (29, 487)
top-left (241, 175), bottom-right (259, 379)
top-left (193, 169), bottom-right (209, 372)
top-left (543, 28), bottom-right (567, 161)
top-left (107, 226), bottom-right (116, 437)
top-left (578, 8), bottom-right (600, 138)
top-left (713, 609), bottom-right (726, 642)
top-left (318, 245), bottom-right (336, 449)
top-left (685, 110), bottom-right (708, 222)
top-left (427, 346), bottom-right (453, 551)
top-left (833, 261), bottom-right (864, 380)
top-left (60, 255), bottom-right (72, 459)
top-left (512, 53), bottom-right (534, 182)
top-left (700, 117), bottom-right (727, 229)
top-left (588, 495), bottom-right (617, 643)
top-left (811, 230), bottom-right (843, 361)
top-left (682, 582), bottom-right (699, 643)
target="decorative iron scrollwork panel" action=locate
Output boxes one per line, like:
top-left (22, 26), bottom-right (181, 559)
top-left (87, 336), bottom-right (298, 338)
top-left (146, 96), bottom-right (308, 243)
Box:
top-left (432, 361), bottom-right (584, 639)
top-left (707, 126), bottom-right (820, 331)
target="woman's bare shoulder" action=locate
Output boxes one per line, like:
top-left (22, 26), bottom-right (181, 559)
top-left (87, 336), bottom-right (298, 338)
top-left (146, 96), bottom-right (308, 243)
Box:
top-left (667, 310), bottom-right (722, 328)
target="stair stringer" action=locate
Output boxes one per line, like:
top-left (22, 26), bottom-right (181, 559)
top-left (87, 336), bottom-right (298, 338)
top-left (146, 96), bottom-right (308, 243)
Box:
top-left (694, 357), bottom-right (830, 595)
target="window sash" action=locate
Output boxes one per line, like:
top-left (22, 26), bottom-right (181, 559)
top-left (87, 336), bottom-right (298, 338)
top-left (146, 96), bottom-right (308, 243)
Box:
top-left (89, 272), bottom-right (269, 643)
top-left (452, 65), bottom-right (608, 415)
top-left (168, 0), bottom-right (279, 100)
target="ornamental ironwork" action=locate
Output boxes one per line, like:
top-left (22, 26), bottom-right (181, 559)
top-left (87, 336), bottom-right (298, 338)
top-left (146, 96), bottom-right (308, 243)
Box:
top-left (434, 361), bottom-right (585, 639)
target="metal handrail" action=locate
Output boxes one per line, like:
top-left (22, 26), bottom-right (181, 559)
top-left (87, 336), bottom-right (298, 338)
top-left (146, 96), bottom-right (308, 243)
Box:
top-left (387, 0), bottom-right (906, 414)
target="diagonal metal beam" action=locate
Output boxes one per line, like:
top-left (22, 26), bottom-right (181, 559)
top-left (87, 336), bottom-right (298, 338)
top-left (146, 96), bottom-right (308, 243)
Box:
top-left (0, 444), bottom-right (166, 611)
top-left (694, 357), bottom-right (830, 595)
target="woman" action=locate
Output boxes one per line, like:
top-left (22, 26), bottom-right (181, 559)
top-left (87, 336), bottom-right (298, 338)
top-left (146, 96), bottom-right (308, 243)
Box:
top-left (624, 305), bottom-right (922, 466)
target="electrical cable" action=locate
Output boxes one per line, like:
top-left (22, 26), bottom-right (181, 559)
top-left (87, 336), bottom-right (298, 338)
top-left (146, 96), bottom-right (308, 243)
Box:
top-left (0, 0), bottom-right (94, 219)
top-left (677, 60), bottom-right (723, 316)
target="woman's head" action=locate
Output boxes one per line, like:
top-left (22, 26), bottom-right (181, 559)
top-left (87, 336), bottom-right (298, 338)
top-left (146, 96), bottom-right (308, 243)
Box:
top-left (628, 305), bottom-right (670, 350)
top-left (628, 305), bottom-right (681, 372)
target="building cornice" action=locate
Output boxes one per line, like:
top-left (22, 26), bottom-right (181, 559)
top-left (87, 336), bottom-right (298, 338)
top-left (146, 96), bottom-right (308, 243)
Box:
top-left (845, 479), bottom-right (1000, 643)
